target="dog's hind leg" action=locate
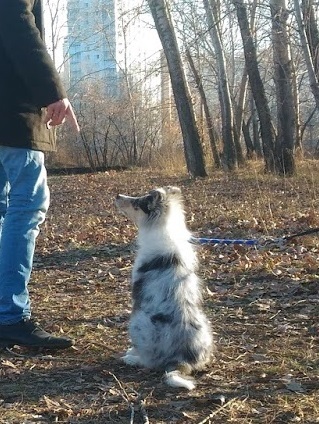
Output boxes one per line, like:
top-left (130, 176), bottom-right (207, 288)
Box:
top-left (164, 370), bottom-right (196, 390)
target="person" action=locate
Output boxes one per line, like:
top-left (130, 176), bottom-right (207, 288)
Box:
top-left (0, 0), bottom-right (80, 349)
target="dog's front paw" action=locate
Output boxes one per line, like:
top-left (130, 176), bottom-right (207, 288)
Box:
top-left (122, 354), bottom-right (142, 366)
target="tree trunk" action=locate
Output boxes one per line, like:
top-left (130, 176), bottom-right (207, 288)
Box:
top-left (242, 118), bottom-right (255, 159)
top-left (234, 0), bottom-right (258, 163)
top-left (234, 68), bottom-right (248, 149)
top-left (147, 0), bottom-right (207, 177)
top-left (291, 51), bottom-right (302, 151)
top-left (233, 0), bottom-right (276, 172)
top-left (185, 49), bottom-right (221, 169)
top-left (203, 0), bottom-right (237, 171)
top-left (294, 0), bottom-right (319, 110)
top-left (302, 0), bottom-right (319, 78)
top-left (271, 0), bottom-right (296, 176)
top-left (250, 94), bottom-right (262, 158)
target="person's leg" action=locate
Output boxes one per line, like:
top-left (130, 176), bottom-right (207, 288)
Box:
top-left (0, 146), bottom-right (49, 324)
top-left (0, 147), bottom-right (73, 349)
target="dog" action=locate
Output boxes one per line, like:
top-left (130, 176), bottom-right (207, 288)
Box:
top-left (115, 186), bottom-right (213, 390)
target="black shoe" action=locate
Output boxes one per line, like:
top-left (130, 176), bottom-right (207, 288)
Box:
top-left (0, 319), bottom-right (74, 349)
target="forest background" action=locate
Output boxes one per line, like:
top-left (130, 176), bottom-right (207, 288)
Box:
top-left (44, 0), bottom-right (319, 177)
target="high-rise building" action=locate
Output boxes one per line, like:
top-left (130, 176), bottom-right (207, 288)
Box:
top-left (65, 0), bottom-right (161, 97)
top-left (66, 0), bottom-right (118, 95)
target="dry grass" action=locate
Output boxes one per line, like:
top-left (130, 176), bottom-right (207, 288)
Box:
top-left (0, 160), bottom-right (318, 423)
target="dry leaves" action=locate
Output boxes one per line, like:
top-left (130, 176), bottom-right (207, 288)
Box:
top-left (0, 164), bottom-right (318, 423)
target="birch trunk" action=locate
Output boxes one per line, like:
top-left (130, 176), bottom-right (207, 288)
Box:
top-left (147, 0), bottom-right (207, 177)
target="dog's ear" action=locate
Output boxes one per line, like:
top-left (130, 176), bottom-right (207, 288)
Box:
top-left (147, 189), bottom-right (165, 210)
top-left (136, 189), bottom-right (164, 215)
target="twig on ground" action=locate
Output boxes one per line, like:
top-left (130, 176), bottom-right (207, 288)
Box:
top-left (138, 397), bottom-right (150, 424)
top-left (130, 387), bottom-right (153, 424)
top-left (197, 398), bottom-right (239, 424)
top-left (109, 371), bottom-right (135, 423)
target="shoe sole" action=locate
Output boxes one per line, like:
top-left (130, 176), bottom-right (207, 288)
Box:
top-left (0, 339), bottom-right (73, 349)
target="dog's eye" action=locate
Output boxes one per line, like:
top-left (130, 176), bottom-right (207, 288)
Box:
top-left (132, 199), bottom-right (140, 211)
top-left (138, 195), bottom-right (153, 214)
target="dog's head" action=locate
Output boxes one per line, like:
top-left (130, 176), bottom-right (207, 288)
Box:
top-left (115, 186), bottom-right (182, 227)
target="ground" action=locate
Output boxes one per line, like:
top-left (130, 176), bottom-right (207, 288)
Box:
top-left (0, 163), bottom-right (318, 423)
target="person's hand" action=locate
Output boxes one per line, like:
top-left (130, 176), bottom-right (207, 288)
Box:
top-left (44, 98), bottom-right (80, 132)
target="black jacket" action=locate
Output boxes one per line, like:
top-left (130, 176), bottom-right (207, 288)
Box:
top-left (0, 0), bottom-right (67, 151)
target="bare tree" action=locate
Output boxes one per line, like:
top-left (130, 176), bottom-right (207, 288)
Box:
top-left (185, 48), bottom-right (221, 168)
top-left (116, 7), bottom-right (139, 164)
top-left (233, 0), bottom-right (276, 172)
top-left (233, 0), bottom-right (257, 159)
top-left (147, 0), bottom-right (207, 177)
top-left (294, 0), bottom-right (319, 109)
top-left (172, 0), bottom-right (221, 168)
top-left (43, 0), bottom-right (68, 71)
top-left (302, 0), bottom-right (319, 78)
top-left (271, 0), bottom-right (296, 175)
top-left (203, 0), bottom-right (237, 170)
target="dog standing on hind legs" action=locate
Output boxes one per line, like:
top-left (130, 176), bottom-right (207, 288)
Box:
top-left (115, 186), bottom-right (213, 390)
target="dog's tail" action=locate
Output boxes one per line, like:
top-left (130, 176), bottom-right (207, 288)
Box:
top-left (164, 370), bottom-right (196, 390)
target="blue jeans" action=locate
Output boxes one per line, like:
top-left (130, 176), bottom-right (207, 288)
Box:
top-left (0, 147), bottom-right (50, 324)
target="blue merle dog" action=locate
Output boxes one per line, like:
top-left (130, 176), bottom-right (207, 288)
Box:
top-left (115, 186), bottom-right (213, 390)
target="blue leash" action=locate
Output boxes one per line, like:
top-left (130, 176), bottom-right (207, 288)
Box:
top-left (190, 237), bottom-right (259, 246)
top-left (190, 226), bottom-right (319, 248)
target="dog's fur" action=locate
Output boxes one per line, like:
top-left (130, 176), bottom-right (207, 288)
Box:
top-left (115, 186), bottom-right (213, 390)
